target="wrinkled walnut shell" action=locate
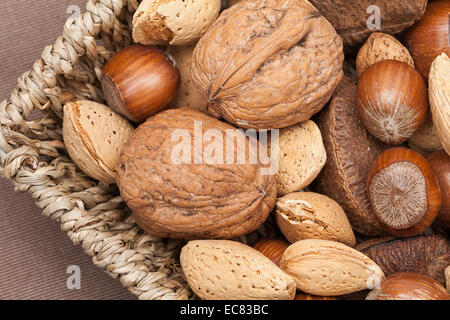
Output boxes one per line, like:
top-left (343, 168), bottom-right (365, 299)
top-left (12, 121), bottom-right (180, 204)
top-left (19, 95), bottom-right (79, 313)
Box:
top-left (116, 108), bottom-right (277, 239)
top-left (191, 0), bottom-right (344, 129)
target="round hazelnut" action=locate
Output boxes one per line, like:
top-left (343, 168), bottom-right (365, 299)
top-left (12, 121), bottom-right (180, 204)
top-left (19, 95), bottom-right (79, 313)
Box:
top-left (366, 272), bottom-right (450, 300)
top-left (367, 147), bottom-right (442, 237)
top-left (252, 238), bottom-right (290, 267)
top-left (357, 59), bottom-right (429, 145)
top-left (428, 150), bottom-right (450, 229)
top-left (101, 45), bottom-right (180, 123)
top-left (405, 0), bottom-right (450, 79)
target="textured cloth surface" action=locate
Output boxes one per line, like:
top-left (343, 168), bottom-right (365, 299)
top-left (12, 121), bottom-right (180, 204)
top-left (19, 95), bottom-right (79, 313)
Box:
top-left (0, 0), bottom-right (135, 300)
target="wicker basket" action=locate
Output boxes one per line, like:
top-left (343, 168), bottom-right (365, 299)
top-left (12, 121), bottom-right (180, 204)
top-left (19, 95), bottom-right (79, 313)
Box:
top-left (0, 0), bottom-right (275, 300)
top-left (0, 0), bottom-right (195, 300)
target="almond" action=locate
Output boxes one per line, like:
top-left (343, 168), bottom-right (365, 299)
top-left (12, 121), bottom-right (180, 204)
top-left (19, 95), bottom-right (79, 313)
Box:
top-left (356, 32), bottom-right (414, 77)
top-left (180, 240), bottom-right (296, 300)
top-left (409, 111), bottom-right (443, 156)
top-left (133, 0), bottom-right (221, 46)
top-left (269, 120), bottom-right (327, 196)
top-left (280, 239), bottom-right (385, 296)
top-left (429, 53), bottom-right (450, 156)
top-left (63, 100), bottom-right (135, 184)
top-left (166, 44), bottom-right (208, 111)
top-left (276, 192), bottom-right (356, 247)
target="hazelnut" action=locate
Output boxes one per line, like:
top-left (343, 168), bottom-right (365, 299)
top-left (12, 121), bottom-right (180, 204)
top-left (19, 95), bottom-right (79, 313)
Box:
top-left (428, 150), bottom-right (450, 229)
top-left (405, 0), bottom-right (450, 79)
top-left (357, 60), bottom-right (429, 145)
top-left (252, 238), bottom-right (290, 267)
top-left (366, 272), bottom-right (450, 300)
top-left (367, 147), bottom-right (442, 237)
top-left (101, 45), bottom-right (180, 123)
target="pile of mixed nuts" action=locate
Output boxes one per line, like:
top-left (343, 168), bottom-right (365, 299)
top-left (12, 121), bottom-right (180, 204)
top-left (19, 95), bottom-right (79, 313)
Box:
top-left (62, 0), bottom-right (450, 300)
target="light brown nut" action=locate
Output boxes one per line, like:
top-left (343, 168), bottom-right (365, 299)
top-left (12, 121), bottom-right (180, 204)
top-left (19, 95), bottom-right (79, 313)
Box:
top-left (446, 266), bottom-right (450, 293)
top-left (180, 240), bottom-right (296, 300)
top-left (276, 192), bottom-right (356, 247)
top-left (116, 108), bottom-right (277, 239)
top-left (269, 121), bottom-right (326, 196)
top-left (280, 239), bottom-right (385, 296)
top-left (63, 100), bottom-right (135, 184)
top-left (166, 45), bottom-right (208, 112)
top-left (429, 53), bottom-right (450, 156)
top-left (408, 111), bottom-right (443, 156)
top-left (356, 32), bottom-right (414, 77)
top-left (191, 0), bottom-right (344, 129)
top-left (132, 0), bottom-right (221, 46)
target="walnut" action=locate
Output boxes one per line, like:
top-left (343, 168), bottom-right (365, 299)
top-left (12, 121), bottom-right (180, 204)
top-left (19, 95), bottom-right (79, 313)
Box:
top-left (191, 0), bottom-right (344, 129)
top-left (116, 108), bottom-right (277, 239)
top-left (356, 235), bottom-right (450, 285)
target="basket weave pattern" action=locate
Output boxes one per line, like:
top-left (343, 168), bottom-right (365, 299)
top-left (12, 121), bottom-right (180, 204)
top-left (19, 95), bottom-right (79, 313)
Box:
top-left (0, 0), bottom-right (195, 300)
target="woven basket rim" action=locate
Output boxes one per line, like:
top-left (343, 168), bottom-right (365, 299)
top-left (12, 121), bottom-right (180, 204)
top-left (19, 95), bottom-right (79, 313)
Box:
top-left (0, 0), bottom-right (192, 300)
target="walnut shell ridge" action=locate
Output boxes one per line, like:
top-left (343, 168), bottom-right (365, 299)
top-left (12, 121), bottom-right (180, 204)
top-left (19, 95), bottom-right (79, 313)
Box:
top-left (116, 108), bottom-right (277, 239)
top-left (191, 0), bottom-right (344, 129)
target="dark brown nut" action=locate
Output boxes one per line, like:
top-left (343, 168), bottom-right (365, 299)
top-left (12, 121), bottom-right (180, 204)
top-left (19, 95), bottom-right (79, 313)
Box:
top-left (252, 238), bottom-right (290, 267)
top-left (356, 234), bottom-right (450, 285)
top-left (428, 150), bottom-right (450, 229)
top-left (191, 0), bottom-right (344, 129)
top-left (314, 77), bottom-right (387, 236)
top-left (116, 108), bottom-right (277, 239)
top-left (366, 272), bottom-right (450, 300)
top-left (309, 0), bottom-right (428, 48)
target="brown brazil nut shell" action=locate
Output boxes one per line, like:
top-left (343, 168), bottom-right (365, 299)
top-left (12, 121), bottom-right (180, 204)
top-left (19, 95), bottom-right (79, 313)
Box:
top-left (356, 32), bottom-right (414, 77)
top-left (314, 76), bottom-right (387, 236)
top-left (280, 239), bottom-right (385, 296)
top-left (366, 272), bottom-right (450, 300)
top-left (63, 100), bottom-right (135, 184)
top-left (270, 120), bottom-right (326, 196)
top-left (116, 108), bottom-right (277, 239)
top-left (275, 192), bottom-right (356, 247)
top-left (356, 234), bottom-right (450, 285)
top-left (309, 0), bottom-right (428, 48)
top-left (180, 240), bottom-right (296, 300)
top-left (191, 0), bottom-right (344, 129)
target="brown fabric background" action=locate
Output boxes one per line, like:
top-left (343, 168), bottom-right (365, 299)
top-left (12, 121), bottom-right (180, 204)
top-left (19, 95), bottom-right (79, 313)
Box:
top-left (0, 0), bottom-right (135, 300)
